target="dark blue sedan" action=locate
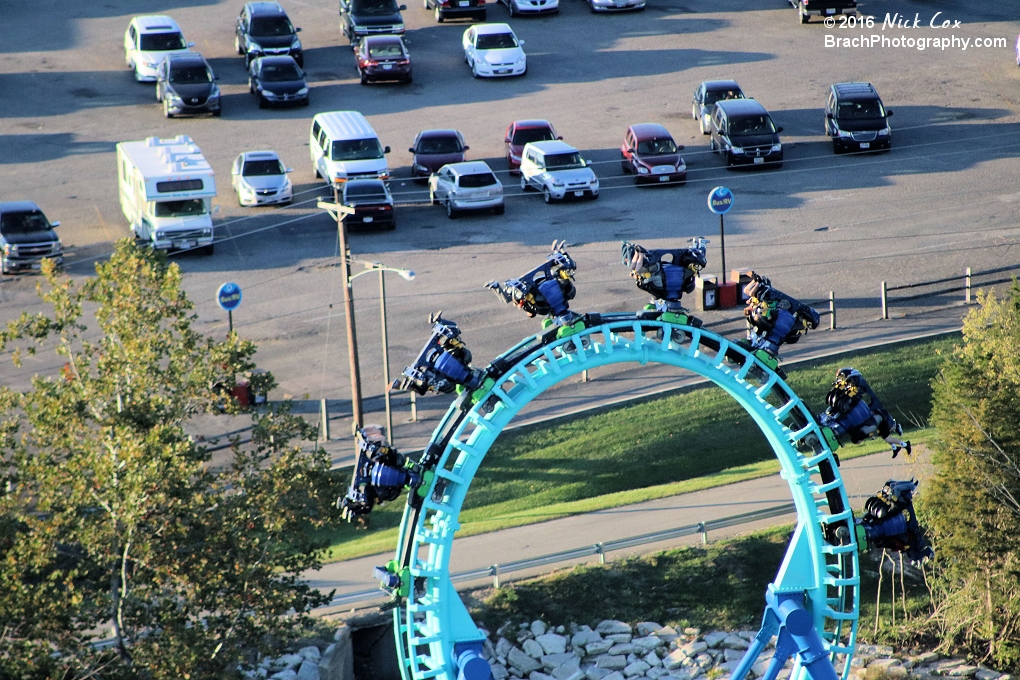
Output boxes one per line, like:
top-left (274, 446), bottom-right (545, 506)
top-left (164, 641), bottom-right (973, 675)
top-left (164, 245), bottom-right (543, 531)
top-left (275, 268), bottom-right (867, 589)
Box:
top-left (248, 55), bottom-right (309, 108)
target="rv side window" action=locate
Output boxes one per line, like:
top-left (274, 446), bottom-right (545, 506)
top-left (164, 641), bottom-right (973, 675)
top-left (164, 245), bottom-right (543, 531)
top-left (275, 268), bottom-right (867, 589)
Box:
top-left (312, 121), bottom-right (321, 139)
top-left (156, 179), bottom-right (204, 192)
top-left (319, 131), bottom-right (330, 152)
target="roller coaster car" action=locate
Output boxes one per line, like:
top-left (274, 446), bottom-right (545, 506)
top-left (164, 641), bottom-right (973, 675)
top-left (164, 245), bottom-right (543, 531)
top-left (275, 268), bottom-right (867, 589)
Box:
top-left (486, 243), bottom-right (580, 326)
top-left (621, 240), bottom-right (706, 313)
top-left (742, 274), bottom-right (820, 358)
top-left (817, 367), bottom-right (911, 457)
top-left (339, 425), bottom-right (425, 522)
top-left (392, 313), bottom-right (484, 396)
top-left (854, 479), bottom-right (934, 564)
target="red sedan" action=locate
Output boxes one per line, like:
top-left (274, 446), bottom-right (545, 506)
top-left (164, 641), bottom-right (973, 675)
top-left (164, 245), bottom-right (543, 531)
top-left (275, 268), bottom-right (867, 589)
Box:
top-left (354, 35), bottom-right (412, 85)
top-left (503, 119), bottom-right (560, 173)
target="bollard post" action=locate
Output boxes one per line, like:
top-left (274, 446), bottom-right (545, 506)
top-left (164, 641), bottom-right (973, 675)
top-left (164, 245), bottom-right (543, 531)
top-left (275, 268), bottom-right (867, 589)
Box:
top-left (491, 564), bottom-right (500, 589)
top-left (582, 368), bottom-right (589, 383)
top-left (596, 542), bottom-right (605, 565)
top-left (319, 398), bottom-right (330, 442)
top-left (828, 291), bottom-right (836, 330)
top-left (880, 281), bottom-right (888, 320)
top-left (965, 267), bottom-right (972, 305)
top-left (409, 391), bottom-right (418, 422)
top-left (699, 522), bottom-right (708, 545)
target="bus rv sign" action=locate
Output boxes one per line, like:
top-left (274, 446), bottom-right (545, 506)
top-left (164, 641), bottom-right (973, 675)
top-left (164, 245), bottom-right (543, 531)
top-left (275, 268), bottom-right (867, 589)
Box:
top-left (217, 282), bottom-right (242, 311)
top-left (708, 186), bottom-right (734, 214)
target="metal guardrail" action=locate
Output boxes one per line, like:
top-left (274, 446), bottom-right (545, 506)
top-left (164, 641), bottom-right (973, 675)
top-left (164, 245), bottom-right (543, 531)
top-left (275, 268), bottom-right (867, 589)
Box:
top-left (881, 264), bottom-right (1020, 319)
top-left (320, 502), bottom-right (797, 610)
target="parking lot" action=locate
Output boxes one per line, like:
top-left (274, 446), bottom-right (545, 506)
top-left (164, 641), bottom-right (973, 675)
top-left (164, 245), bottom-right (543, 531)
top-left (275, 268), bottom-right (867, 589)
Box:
top-left (1, 0), bottom-right (1018, 427)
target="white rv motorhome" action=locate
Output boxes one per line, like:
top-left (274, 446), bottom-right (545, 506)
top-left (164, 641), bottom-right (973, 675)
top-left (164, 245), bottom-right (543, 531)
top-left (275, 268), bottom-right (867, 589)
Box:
top-left (117, 135), bottom-right (217, 254)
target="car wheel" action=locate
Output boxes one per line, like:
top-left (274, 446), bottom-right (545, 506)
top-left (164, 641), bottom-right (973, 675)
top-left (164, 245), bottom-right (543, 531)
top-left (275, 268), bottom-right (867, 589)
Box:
top-left (235, 35), bottom-right (244, 55)
top-left (258, 93), bottom-right (267, 108)
top-left (302, 97), bottom-right (310, 106)
top-left (0, 257), bottom-right (9, 276)
top-left (692, 103), bottom-right (698, 120)
top-left (360, 70), bottom-right (369, 85)
top-left (833, 141), bottom-right (844, 155)
top-left (508, 0), bottom-right (515, 16)
top-left (435, 6), bottom-right (444, 20)
top-left (424, 0), bottom-right (429, 9)
top-left (471, 62), bottom-right (479, 78)
top-left (709, 137), bottom-right (716, 151)
top-left (430, 190), bottom-right (438, 205)
top-left (589, 191), bottom-right (599, 201)
top-left (543, 186), bottom-right (553, 203)
top-left (478, 10), bottom-right (487, 19)
top-left (212, 108), bottom-right (222, 117)
top-left (163, 98), bottom-right (173, 118)
top-left (701, 118), bottom-right (711, 135)
top-left (520, 174), bottom-right (529, 191)
top-left (725, 152), bottom-right (734, 168)
top-left (404, 73), bottom-right (413, 84)
top-left (446, 199), bottom-right (457, 219)
top-left (494, 203), bottom-right (505, 215)
top-left (203, 243), bottom-right (215, 256)
top-left (589, 0), bottom-right (597, 12)
top-left (249, 78), bottom-right (255, 94)
top-left (800, 8), bottom-right (809, 22)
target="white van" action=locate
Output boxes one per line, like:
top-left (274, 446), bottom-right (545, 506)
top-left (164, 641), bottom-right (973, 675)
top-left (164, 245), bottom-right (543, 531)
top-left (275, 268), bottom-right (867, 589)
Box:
top-left (124, 15), bottom-right (193, 82)
top-left (309, 111), bottom-right (390, 187)
top-left (117, 135), bottom-right (217, 254)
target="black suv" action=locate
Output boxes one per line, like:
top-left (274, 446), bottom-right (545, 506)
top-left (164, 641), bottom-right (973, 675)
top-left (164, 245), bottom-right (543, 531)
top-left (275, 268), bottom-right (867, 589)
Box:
top-left (710, 99), bottom-right (784, 168)
top-left (236, 1), bottom-right (303, 67)
top-left (156, 52), bottom-right (221, 118)
top-left (0, 201), bottom-right (63, 275)
top-left (825, 82), bottom-right (892, 154)
top-left (340, 0), bottom-right (407, 45)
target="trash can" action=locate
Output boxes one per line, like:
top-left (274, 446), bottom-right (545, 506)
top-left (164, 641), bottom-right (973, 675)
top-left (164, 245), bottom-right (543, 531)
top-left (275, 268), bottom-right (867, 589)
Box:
top-left (730, 269), bottom-right (756, 301)
top-left (718, 282), bottom-right (739, 309)
top-left (693, 276), bottom-right (719, 311)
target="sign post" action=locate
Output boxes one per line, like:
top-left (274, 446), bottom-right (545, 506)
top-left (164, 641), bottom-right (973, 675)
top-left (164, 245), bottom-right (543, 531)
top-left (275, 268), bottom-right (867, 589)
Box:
top-left (216, 282), bottom-right (243, 334)
top-left (707, 186), bottom-right (735, 282)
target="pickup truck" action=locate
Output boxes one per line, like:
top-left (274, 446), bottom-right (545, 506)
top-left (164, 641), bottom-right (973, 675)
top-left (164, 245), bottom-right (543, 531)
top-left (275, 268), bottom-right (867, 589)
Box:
top-left (789, 0), bottom-right (855, 23)
top-left (0, 201), bottom-right (63, 275)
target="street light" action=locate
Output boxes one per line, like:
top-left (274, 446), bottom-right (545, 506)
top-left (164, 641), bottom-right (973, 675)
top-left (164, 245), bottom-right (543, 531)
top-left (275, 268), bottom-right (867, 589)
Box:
top-left (349, 261), bottom-right (415, 440)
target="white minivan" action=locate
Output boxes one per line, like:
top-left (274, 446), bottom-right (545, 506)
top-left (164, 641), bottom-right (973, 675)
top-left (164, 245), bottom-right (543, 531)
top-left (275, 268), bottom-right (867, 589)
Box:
top-left (310, 111), bottom-right (391, 187)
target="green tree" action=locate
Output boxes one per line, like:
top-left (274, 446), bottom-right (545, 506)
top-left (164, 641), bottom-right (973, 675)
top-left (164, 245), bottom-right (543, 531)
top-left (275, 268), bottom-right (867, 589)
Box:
top-left (922, 284), bottom-right (1020, 670)
top-left (0, 241), bottom-right (341, 679)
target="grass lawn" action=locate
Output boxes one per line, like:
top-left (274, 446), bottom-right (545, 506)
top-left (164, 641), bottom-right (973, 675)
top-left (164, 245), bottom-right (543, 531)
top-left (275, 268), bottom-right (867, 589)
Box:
top-left (320, 334), bottom-right (958, 563)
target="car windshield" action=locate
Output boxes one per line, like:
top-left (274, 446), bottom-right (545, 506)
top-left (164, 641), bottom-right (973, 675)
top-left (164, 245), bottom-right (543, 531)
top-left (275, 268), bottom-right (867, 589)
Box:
top-left (169, 64), bottom-right (212, 84)
top-left (350, 0), bottom-right (400, 15)
top-left (477, 33), bottom-right (518, 50)
top-left (544, 152), bottom-right (584, 170)
top-left (417, 136), bottom-right (462, 154)
top-left (368, 43), bottom-right (405, 58)
top-left (243, 159), bottom-right (285, 176)
top-left (345, 184), bottom-right (388, 201)
top-left (704, 89), bottom-right (743, 106)
top-left (261, 61), bottom-right (302, 81)
top-left (838, 100), bottom-right (886, 119)
top-left (636, 139), bottom-right (678, 155)
top-left (511, 127), bottom-right (554, 145)
top-left (331, 138), bottom-right (384, 161)
top-left (140, 31), bottom-right (187, 51)
top-left (730, 115), bottom-right (777, 135)
top-left (458, 172), bottom-right (497, 188)
top-left (0, 211), bottom-right (50, 235)
top-left (153, 199), bottom-right (207, 217)
top-left (250, 16), bottom-right (295, 37)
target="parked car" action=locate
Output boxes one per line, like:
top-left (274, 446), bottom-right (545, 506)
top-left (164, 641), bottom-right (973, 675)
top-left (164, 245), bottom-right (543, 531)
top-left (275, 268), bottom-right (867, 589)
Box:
top-left (124, 15), bottom-right (193, 82)
top-left (341, 0), bottom-right (407, 45)
top-left (156, 52), bottom-right (221, 118)
top-left (249, 55), bottom-right (309, 107)
top-left (504, 120), bottom-right (560, 173)
top-left (585, 0), bottom-right (643, 14)
top-left (426, 0), bottom-right (486, 23)
top-left (519, 141), bottom-right (599, 203)
top-left (789, 0), bottom-right (856, 23)
top-left (692, 80), bottom-right (745, 135)
top-left (462, 24), bottom-right (526, 78)
top-left (429, 161), bottom-right (504, 218)
top-left (340, 179), bottom-right (396, 229)
top-left (620, 124), bottom-right (686, 185)
top-left (231, 151), bottom-right (294, 206)
top-left (825, 82), bottom-right (892, 154)
top-left (354, 35), bottom-right (412, 84)
top-left (709, 99), bottom-right (783, 168)
top-left (0, 202), bottom-right (63, 275)
top-left (235, 2), bottom-right (303, 67)
top-left (498, 0), bottom-right (556, 16)
top-left (409, 130), bottom-right (468, 181)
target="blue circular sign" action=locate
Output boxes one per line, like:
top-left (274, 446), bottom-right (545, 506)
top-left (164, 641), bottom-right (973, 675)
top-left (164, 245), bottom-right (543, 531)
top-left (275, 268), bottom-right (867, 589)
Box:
top-left (216, 282), bottom-right (242, 312)
top-left (708, 186), bottom-right (735, 215)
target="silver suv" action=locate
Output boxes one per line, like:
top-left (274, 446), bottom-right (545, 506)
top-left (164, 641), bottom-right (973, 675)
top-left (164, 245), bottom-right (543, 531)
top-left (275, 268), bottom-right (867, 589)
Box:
top-left (0, 202), bottom-right (64, 274)
top-left (519, 141), bottom-right (599, 203)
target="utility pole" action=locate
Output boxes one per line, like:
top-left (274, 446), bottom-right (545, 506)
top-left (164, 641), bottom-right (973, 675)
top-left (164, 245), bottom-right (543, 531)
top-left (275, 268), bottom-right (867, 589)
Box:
top-left (320, 189), bottom-right (363, 430)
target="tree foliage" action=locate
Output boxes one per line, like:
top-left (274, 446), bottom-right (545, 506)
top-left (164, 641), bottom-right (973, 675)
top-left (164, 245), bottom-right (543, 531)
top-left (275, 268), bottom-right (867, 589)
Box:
top-left (0, 242), bottom-right (341, 679)
top-left (921, 284), bottom-right (1020, 670)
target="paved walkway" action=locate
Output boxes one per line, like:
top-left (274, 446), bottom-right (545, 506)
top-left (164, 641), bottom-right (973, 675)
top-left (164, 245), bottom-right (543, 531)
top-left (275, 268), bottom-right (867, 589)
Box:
top-left (307, 447), bottom-right (933, 610)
